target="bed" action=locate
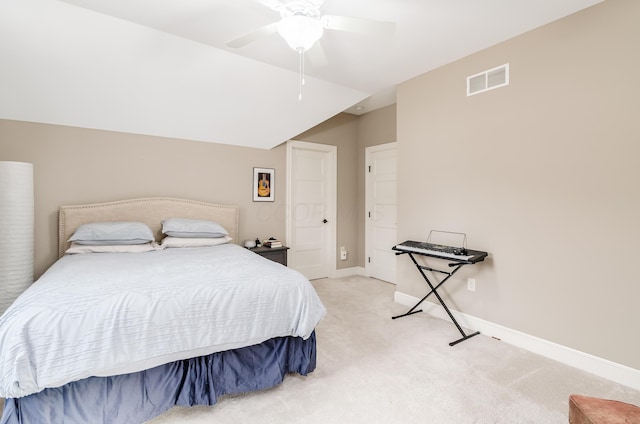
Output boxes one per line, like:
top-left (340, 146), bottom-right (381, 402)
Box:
top-left (0, 197), bottom-right (326, 424)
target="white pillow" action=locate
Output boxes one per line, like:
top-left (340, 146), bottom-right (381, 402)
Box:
top-left (65, 242), bottom-right (162, 254)
top-left (69, 222), bottom-right (155, 245)
top-left (160, 236), bottom-right (232, 248)
top-left (161, 218), bottom-right (229, 238)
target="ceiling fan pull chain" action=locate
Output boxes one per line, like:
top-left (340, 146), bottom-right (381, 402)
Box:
top-left (298, 48), bottom-right (305, 101)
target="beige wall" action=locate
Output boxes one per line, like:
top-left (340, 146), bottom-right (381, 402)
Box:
top-left (397, 0), bottom-right (640, 369)
top-left (0, 120), bottom-right (286, 278)
top-left (0, 107), bottom-right (394, 278)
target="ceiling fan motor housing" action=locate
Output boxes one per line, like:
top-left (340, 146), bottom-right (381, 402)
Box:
top-left (277, 1), bottom-right (325, 52)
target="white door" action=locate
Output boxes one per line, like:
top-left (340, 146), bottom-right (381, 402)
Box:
top-left (287, 140), bottom-right (336, 280)
top-left (365, 142), bottom-right (397, 283)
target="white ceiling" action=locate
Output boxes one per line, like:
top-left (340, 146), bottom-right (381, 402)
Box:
top-left (0, 0), bottom-right (604, 149)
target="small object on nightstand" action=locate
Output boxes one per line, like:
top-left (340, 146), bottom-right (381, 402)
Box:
top-left (263, 237), bottom-right (283, 248)
top-left (255, 238), bottom-right (262, 248)
top-left (244, 240), bottom-right (256, 248)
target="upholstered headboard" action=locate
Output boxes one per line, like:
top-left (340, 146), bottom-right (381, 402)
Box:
top-left (58, 197), bottom-right (240, 258)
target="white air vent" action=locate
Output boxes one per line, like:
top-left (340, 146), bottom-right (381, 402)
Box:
top-left (467, 63), bottom-right (509, 96)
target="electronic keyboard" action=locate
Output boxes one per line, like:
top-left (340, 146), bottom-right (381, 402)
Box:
top-left (393, 240), bottom-right (475, 260)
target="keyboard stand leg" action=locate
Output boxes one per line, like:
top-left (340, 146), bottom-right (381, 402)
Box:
top-left (391, 295), bottom-right (427, 319)
top-left (393, 252), bottom-right (480, 346)
top-left (449, 331), bottom-right (481, 346)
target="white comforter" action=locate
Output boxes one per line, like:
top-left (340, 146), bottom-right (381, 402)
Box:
top-left (0, 244), bottom-right (326, 399)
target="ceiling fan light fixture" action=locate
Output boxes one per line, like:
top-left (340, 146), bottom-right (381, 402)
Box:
top-left (277, 15), bottom-right (324, 52)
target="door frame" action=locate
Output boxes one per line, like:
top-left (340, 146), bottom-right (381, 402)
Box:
top-left (365, 141), bottom-right (398, 280)
top-left (286, 140), bottom-right (337, 278)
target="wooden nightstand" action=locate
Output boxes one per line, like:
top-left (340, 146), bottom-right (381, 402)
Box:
top-left (250, 246), bottom-right (289, 266)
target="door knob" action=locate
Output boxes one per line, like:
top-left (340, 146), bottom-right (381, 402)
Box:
top-left (322, 219), bottom-right (328, 223)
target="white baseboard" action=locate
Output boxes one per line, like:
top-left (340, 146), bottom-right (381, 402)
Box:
top-left (394, 290), bottom-right (640, 391)
top-left (333, 266), bottom-right (366, 279)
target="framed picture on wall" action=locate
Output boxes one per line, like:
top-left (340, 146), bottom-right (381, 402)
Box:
top-left (253, 167), bottom-right (275, 202)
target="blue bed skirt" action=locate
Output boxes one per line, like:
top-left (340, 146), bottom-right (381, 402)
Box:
top-left (1, 332), bottom-right (316, 424)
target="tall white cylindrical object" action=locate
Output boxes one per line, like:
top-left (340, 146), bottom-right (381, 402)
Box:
top-left (0, 161), bottom-right (34, 316)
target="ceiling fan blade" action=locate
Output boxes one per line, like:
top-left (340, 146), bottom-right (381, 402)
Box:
top-left (306, 41), bottom-right (328, 68)
top-left (226, 22), bottom-right (279, 48)
top-left (321, 15), bottom-right (395, 37)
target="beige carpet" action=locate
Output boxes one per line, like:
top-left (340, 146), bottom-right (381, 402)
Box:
top-left (145, 275), bottom-right (639, 424)
top-left (1, 276), bottom-right (637, 423)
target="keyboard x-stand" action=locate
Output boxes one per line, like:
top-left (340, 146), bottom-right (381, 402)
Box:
top-left (392, 241), bottom-right (488, 346)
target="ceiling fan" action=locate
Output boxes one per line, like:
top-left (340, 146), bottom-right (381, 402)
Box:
top-left (226, 0), bottom-right (395, 66)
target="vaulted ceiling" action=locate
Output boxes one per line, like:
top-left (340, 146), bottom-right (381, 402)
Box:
top-left (0, 0), bottom-right (604, 149)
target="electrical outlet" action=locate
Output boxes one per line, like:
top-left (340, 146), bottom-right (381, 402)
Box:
top-left (340, 247), bottom-right (347, 261)
top-left (467, 278), bottom-right (476, 292)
